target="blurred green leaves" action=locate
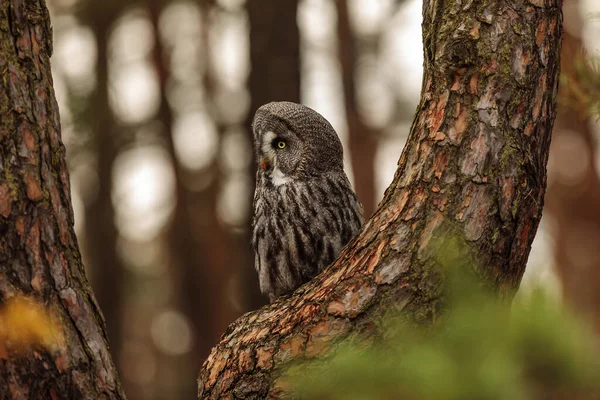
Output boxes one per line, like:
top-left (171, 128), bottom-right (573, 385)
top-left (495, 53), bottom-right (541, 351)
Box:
top-left (560, 53), bottom-right (600, 121)
top-left (287, 266), bottom-right (599, 400)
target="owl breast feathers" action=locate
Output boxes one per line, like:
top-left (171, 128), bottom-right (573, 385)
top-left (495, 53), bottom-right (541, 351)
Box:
top-left (251, 101), bottom-right (364, 302)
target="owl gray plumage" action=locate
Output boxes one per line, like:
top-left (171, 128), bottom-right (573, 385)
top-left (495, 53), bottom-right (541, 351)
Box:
top-left (251, 101), bottom-right (363, 302)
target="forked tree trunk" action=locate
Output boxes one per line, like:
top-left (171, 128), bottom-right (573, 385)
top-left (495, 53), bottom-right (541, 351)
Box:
top-left (197, 0), bottom-right (563, 398)
top-left (0, 1), bottom-right (125, 399)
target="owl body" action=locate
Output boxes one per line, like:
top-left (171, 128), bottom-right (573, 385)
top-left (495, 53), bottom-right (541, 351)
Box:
top-left (251, 102), bottom-right (363, 302)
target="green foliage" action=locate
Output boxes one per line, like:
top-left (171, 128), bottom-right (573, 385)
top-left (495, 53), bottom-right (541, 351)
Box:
top-left (561, 53), bottom-right (600, 121)
top-left (287, 270), bottom-right (599, 400)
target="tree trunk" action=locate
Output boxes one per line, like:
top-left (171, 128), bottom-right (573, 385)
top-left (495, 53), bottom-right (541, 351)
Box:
top-left (149, 0), bottom-right (238, 365)
top-left (243, 0), bottom-right (302, 309)
top-left (545, 1), bottom-right (600, 335)
top-left (197, 0), bottom-right (563, 398)
top-left (0, 1), bottom-right (125, 399)
top-left (336, 0), bottom-right (379, 217)
top-left (84, 6), bottom-right (125, 367)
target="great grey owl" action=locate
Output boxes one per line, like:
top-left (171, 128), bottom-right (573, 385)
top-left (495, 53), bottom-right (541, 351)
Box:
top-left (251, 101), bottom-right (363, 302)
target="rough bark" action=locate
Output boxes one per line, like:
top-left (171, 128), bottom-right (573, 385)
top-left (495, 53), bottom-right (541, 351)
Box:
top-left (336, 0), bottom-right (379, 217)
top-left (243, 0), bottom-right (302, 309)
top-left (0, 1), bottom-right (126, 398)
top-left (545, 2), bottom-right (600, 335)
top-left (197, 0), bottom-right (563, 398)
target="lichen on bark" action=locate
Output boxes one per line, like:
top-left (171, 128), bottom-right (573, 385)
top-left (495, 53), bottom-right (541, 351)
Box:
top-left (197, 0), bottom-right (563, 398)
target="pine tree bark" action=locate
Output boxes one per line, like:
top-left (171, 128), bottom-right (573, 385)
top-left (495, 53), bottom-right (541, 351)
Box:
top-left (0, 1), bottom-right (125, 399)
top-left (197, 0), bottom-right (563, 398)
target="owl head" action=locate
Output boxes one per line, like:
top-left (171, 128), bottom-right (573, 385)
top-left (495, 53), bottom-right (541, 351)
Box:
top-left (251, 102), bottom-right (344, 184)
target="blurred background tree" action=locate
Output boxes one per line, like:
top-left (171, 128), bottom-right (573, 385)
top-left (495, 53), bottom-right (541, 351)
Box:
top-left (42, 0), bottom-right (600, 399)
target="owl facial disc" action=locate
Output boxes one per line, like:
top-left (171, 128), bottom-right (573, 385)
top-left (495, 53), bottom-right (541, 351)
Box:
top-left (260, 131), bottom-right (291, 186)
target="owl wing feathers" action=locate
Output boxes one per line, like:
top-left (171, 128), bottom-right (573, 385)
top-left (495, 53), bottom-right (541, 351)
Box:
top-left (252, 172), bottom-right (362, 301)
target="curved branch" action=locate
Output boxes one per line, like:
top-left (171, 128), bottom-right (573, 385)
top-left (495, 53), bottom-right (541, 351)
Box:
top-left (197, 0), bottom-right (563, 398)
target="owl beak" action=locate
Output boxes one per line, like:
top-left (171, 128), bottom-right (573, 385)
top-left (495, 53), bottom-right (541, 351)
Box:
top-left (260, 157), bottom-right (269, 171)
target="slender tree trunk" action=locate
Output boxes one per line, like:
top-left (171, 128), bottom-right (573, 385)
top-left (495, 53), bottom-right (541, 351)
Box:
top-left (84, 9), bottom-right (124, 366)
top-left (336, 0), bottom-right (378, 217)
top-left (197, 0), bottom-right (563, 398)
top-left (546, 1), bottom-right (600, 335)
top-left (0, 1), bottom-right (125, 398)
top-left (149, 0), bottom-right (238, 365)
top-left (243, 0), bottom-right (302, 309)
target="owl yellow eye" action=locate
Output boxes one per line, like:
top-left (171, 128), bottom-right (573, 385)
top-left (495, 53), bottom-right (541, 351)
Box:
top-left (277, 141), bottom-right (286, 149)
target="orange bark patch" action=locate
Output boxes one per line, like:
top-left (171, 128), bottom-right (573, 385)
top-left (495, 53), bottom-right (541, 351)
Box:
top-left (532, 72), bottom-right (546, 121)
top-left (524, 122), bottom-right (534, 136)
top-left (432, 194), bottom-right (449, 212)
top-left (469, 73), bottom-right (479, 94)
top-left (451, 68), bottom-right (467, 92)
top-left (27, 218), bottom-right (44, 291)
top-left (25, 171), bottom-right (43, 201)
top-left (428, 90), bottom-right (449, 134)
top-left (275, 335), bottom-right (306, 363)
top-left (449, 103), bottom-right (469, 143)
top-left (55, 352), bottom-right (69, 372)
top-left (207, 349), bottom-right (231, 387)
top-left (327, 280), bottom-right (377, 318)
top-left (321, 264), bottom-right (346, 288)
top-left (305, 318), bottom-right (350, 358)
top-left (238, 347), bottom-right (254, 371)
top-left (0, 183), bottom-right (11, 218)
top-left (256, 346), bottom-right (274, 370)
top-left (535, 18), bottom-right (547, 47)
top-left (418, 210), bottom-right (445, 252)
top-left (395, 189), bottom-right (411, 215)
top-left (297, 303), bottom-right (319, 320)
top-left (21, 125), bottom-right (36, 153)
top-left (366, 240), bottom-right (388, 274)
top-left (433, 151), bottom-right (449, 180)
top-left (456, 186), bottom-right (473, 221)
top-left (470, 21), bottom-right (480, 39)
top-left (16, 217), bottom-right (25, 238)
top-left (431, 131), bottom-right (446, 141)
